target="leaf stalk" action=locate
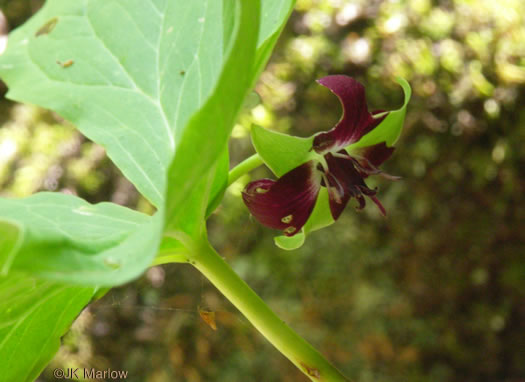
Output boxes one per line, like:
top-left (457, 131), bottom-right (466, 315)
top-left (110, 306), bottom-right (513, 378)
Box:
top-left (228, 153), bottom-right (264, 186)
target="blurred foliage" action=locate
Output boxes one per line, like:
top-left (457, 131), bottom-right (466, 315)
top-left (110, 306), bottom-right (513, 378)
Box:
top-left (1, 0), bottom-right (524, 381)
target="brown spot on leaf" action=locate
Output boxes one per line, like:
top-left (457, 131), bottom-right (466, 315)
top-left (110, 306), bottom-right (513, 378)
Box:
top-left (35, 17), bottom-right (58, 37)
top-left (103, 258), bottom-right (120, 269)
top-left (57, 59), bottom-right (74, 68)
top-left (300, 362), bottom-right (321, 379)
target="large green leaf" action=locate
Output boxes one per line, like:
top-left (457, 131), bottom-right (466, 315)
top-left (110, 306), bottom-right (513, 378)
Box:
top-left (0, 273), bottom-right (95, 382)
top-left (0, 220), bottom-right (24, 276)
top-left (0, 0), bottom-right (238, 208)
top-left (0, 0), bottom-right (296, 379)
top-left (0, 0), bottom-right (295, 275)
top-left (253, 0), bottom-right (295, 85)
top-left (0, 0), bottom-right (294, 212)
top-left (165, 0), bottom-right (260, 237)
top-left (0, 193), bottom-right (161, 286)
top-left (202, 0), bottom-right (295, 219)
top-left (165, 0), bottom-right (295, 237)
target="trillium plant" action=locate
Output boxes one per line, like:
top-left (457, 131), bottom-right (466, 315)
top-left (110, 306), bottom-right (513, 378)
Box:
top-left (0, 1), bottom-right (410, 381)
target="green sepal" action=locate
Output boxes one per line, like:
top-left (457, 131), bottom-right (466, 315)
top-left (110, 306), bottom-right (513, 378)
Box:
top-left (251, 125), bottom-right (315, 177)
top-left (348, 77), bottom-right (411, 151)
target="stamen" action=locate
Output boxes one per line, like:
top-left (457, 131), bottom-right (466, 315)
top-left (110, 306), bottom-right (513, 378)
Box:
top-left (355, 194), bottom-right (366, 210)
top-left (321, 172), bottom-right (342, 204)
top-left (357, 185), bottom-right (377, 196)
top-left (378, 172), bottom-right (402, 181)
top-left (351, 154), bottom-right (401, 180)
top-left (331, 152), bottom-right (352, 160)
top-left (351, 157), bottom-right (381, 175)
top-left (281, 215), bottom-right (293, 224)
top-left (328, 173), bottom-right (345, 201)
top-left (332, 187), bottom-right (342, 204)
top-left (352, 154), bottom-right (377, 167)
top-left (255, 187), bottom-right (269, 194)
top-left (317, 156), bottom-right (329, 173)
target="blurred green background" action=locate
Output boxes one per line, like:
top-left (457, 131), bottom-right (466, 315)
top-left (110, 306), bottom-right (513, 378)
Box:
top-left (1, 0), bottom-right (524, 381)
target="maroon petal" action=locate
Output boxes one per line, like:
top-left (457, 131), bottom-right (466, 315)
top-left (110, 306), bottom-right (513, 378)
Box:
top-left (242, 161), bottom-right (321, 236)
top-left (352, 142), bottom-right (395, 167)
top-left (313, 76), bottom-right (387, 154)
top-left (324, 153), bottom-right (386, 218)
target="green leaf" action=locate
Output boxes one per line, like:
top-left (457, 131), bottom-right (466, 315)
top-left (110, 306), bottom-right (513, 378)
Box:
top-left (0, 0), bottom-right (295, 271)
top-left (0, 219), bottom-right (24, 276)
top-left (165, 0), bottom-right (260, 237)
top-left (0, 273), bottom-right (95, 382)
top-left (0, 193), bottom-right (161, 286)
top-left (207, 0), bottom-right (295, 219)
top-left (252, 0), bottom-right (295, 86)
top-left (153, 235), bottom-right (189, 265)
top-left (165, 0), bottom-right (295, 238)
top-left (0, 0), bottom-right (245, 208)
top-left (251, 125), bottom-right (315, 177)
top-left (206, 146), bottom-right (230, 217)
top-left (348, 77), bottom-right (412, 150)
top-left (0, 1), bottom-right (296, 379)
top-left (0, 0), bottom-right (295, 256)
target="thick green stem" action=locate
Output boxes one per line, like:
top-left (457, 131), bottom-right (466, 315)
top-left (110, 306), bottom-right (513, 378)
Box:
top-left (192, 242), bottom-right (349, 381)
top-left (228, 153), bottom-right (263, 186)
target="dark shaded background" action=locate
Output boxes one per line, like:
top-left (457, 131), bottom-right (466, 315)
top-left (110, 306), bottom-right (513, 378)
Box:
top-left (1, 0), bottom-right (524, 381)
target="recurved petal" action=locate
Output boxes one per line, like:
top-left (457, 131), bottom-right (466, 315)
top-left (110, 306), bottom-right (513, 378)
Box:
top-left (313, 75), bottom-right (386, 154)
top-left (352, 142), bottom-right (395, 167)
top-left (242, 161), bottom-right (321, 236)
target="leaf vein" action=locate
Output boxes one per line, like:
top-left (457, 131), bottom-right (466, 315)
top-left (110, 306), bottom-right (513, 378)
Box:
top-left (85, 5), bottom-right (143, 92)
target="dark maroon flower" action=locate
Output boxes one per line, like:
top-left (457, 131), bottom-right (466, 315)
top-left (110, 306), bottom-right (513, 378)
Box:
top-left (243, 75), bottom-right (398, 236)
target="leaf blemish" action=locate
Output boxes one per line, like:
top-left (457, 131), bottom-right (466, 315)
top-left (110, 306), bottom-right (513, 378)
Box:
top-left (300, 362), bottom-right (321, 379)
top-left (198, 306), bottom-right (217, 330)
top-left (57, 59), bottom-right (74, 68)
top-left (74, 207), bottom-right (92, 216)
top-left (104, 258), bottom-right (121, 270)
top-left (35, 17), bottom-right (58, 37)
